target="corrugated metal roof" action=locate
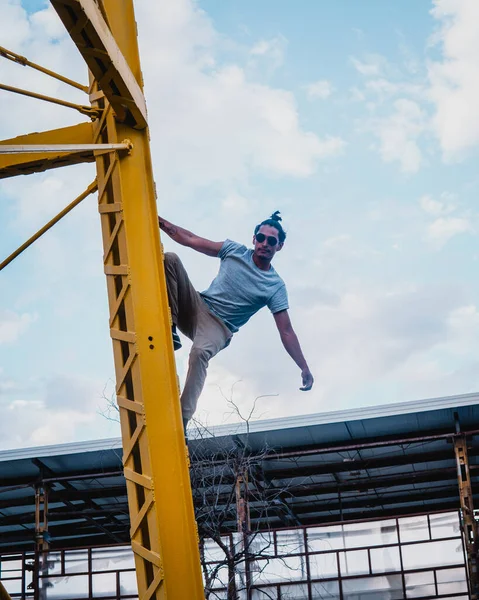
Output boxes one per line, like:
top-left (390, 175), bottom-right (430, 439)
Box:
top-left (0, 391), bottom-right (478, 551)
top-left (2, 390), bottom-right (478, 462)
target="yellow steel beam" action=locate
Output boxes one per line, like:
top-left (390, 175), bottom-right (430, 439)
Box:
top-left (0, 123), bottom-right (95, 178)
top-left (51, 0), bottom-right (148, 129)
top-left (45, 0), bottom-right (205, 598)
top-left (0, 581), bottom-right (12, 600)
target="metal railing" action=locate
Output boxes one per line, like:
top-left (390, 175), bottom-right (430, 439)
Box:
top-left (0, 510), bottom-right (470, 599)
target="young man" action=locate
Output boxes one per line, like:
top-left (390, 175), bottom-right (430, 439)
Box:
top-left (158, 211), bottom-right (314, 429)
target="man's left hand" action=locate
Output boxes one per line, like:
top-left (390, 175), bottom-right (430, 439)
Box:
top-left (300, 368), bottom-right (314, 391)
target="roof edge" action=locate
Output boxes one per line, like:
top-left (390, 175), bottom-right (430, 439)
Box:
top-left (1, 390), bottom-right (478, 461)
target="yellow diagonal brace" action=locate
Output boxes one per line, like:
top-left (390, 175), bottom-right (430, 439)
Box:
top-left (0, 44), bottom-right (88, 92)
top-left (0, 581), bottom-right (12, 600)
top-left (0, 83), bottom-right (98, 117)
top-left (51, 0), bottom-right (148, 129)
top-left (0, 123), bottom-right (94, 179)
top-left (0, 180), bottom-right (98, 273)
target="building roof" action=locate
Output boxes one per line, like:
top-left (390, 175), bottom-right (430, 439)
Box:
top-left (1, 391), bottom-right (478, 552)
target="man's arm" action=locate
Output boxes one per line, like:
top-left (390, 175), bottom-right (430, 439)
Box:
top-left (158, 216), bottom-right (224, 257)
top-left (273, 309), bottom-right (314, 391)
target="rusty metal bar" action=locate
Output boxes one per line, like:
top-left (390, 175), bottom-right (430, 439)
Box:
top-left (33, 484), bottom-right (49, 600)
top-left (253, 428), bottom-right (479, 462)
top-left (0, 83), bottom-right (99, 118)
top-left (0, 143), bottom-right (130, 154)
top-left (454, 433), bottom-right (479, 598)
top-left (0, 45), bottom-right (88, 92)
top-left (42, 469), bottom-right (123, 484)
top-left (235, 469), bottom-right (250, 535)
top-left (0, 180), bottom-right (97, 273)
top-left (0, 122), bottom-right (96, 179)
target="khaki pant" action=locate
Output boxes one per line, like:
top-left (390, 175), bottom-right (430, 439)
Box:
top-left (164, 252), bottom-right (233, 420)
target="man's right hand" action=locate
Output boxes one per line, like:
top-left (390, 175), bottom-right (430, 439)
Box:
top-left (300, 368), bottom-right (314, 391)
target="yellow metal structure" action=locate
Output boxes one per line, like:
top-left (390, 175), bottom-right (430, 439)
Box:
top-left (0, 1), bottom-right (204, 598)
top-left (0, 123), bottom-right (95, 178)
top-left (0, 44), bottom-right (88, 92)
top-left (454, 434), bottom-right (479, 599)
top-left (0, 181), bottom-right (97, 273)
top-left (0, 581), bottom-right (12, 600)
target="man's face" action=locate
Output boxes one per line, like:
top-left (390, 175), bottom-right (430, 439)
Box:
top-left (253, 225), bottom-right (284, 261)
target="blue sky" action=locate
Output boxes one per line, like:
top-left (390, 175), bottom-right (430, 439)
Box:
top-left (0, 0), bottom-right (478, 448)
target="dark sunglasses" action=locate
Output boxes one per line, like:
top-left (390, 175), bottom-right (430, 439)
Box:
top-left (255, 232), bottom-right (278, 247)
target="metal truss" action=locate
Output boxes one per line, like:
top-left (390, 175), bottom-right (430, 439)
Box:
top-left (454, 433), bottom-right (479, 599)
top-left (0, 0), bottom-right (204, 598)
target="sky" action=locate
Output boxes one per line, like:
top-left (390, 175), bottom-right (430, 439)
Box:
top-left (0, 0), bottom-right (478, 449)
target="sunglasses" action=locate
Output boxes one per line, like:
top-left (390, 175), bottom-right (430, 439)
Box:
top-left (255, 232), bottom-right (279, 247)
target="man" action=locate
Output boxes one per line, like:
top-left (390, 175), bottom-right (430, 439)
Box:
top-left (158, 211), bottom-right (314, 430)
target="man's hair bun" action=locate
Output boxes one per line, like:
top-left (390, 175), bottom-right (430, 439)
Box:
top-left (254, 210), bottom-right (286, 243)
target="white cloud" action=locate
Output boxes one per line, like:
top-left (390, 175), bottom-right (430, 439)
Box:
top-left (0, 310), bottom-right (34, 344)
top-left (249, 36), bottom-right (287, 70)
top-left (428, 0), bottom-right (479, 159)
top-left (386, 302), bottom-right (479, 399)
top-left (0, 2), bottom-right (87, 139)
top-left (136, 0), bottom-right (345, 190)
top-left (365, 78), bottom-right (424, 101)
top-left (0, 374), bottom-right (118, 449)
top-left (0, 0), bottom-right (347, 445)
top-left (203, 282), bottom-right (475, 417)
top-left (427, 216), bottom-right (473, 246)
top-left (322, 234), bottom-right (351, 249)
top-left (305, 80), bottom-right (333, 100)
top-left (419, 192), bottom-right (475, 248)
top-left (1, 0), bottom-right (478, 442)
top-left (419, 193), bottom-right (456, 216)
top-left (221, 191), bottom-right (252, 217)
top-left (350, 54), bottom-right (387, 76)
top-left (370, 99), bottom-right (426, 173)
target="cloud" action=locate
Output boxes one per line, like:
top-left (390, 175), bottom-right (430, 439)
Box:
top-left (0, 2), bottom-right (87, 139)
top-left (0, 310), bottom-right (34, 344)
top-left (1, 0), bottom-right (478, 443)
top-left (428, 0), bottom-right (479, 159)
top-left (202, 282), bottom-right (476, 418)
top-left (365, 79), bottom-right (424, 101)
top-left (419, 192), bottom-right (475, 248)
top-left (384, 302), bottom-right (479, 399)
top-left (427, 216), bottom-right (473, 246)
top-left (351, 2), bottom-right (479, 169)
top-left (370, 99), bottom-right (426, 173)
top-left (136, 0), bottom-right (345, 190)
top-left (350, 54), bottom-right (387, 76)
top-left (249, 36), bottom-right (287, 71)
top-left (419, 193), bottom-right (456, 216)
top-left (0, 0), bottom-right (347, 445)
top-left (0, 374), bottom-right (118, 449)
top-left (305, 80), bottom-right (333, 100)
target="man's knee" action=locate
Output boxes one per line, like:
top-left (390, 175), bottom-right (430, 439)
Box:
top-left (189, 346), bottom-right (211, 366)
top-left (164, 251), bottom-right (181, 266)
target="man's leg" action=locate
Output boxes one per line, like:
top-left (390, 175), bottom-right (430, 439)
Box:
top-left (163, 252), bottom-right (198, 341)
top-left (181, 302), bottom-right (232, 423)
